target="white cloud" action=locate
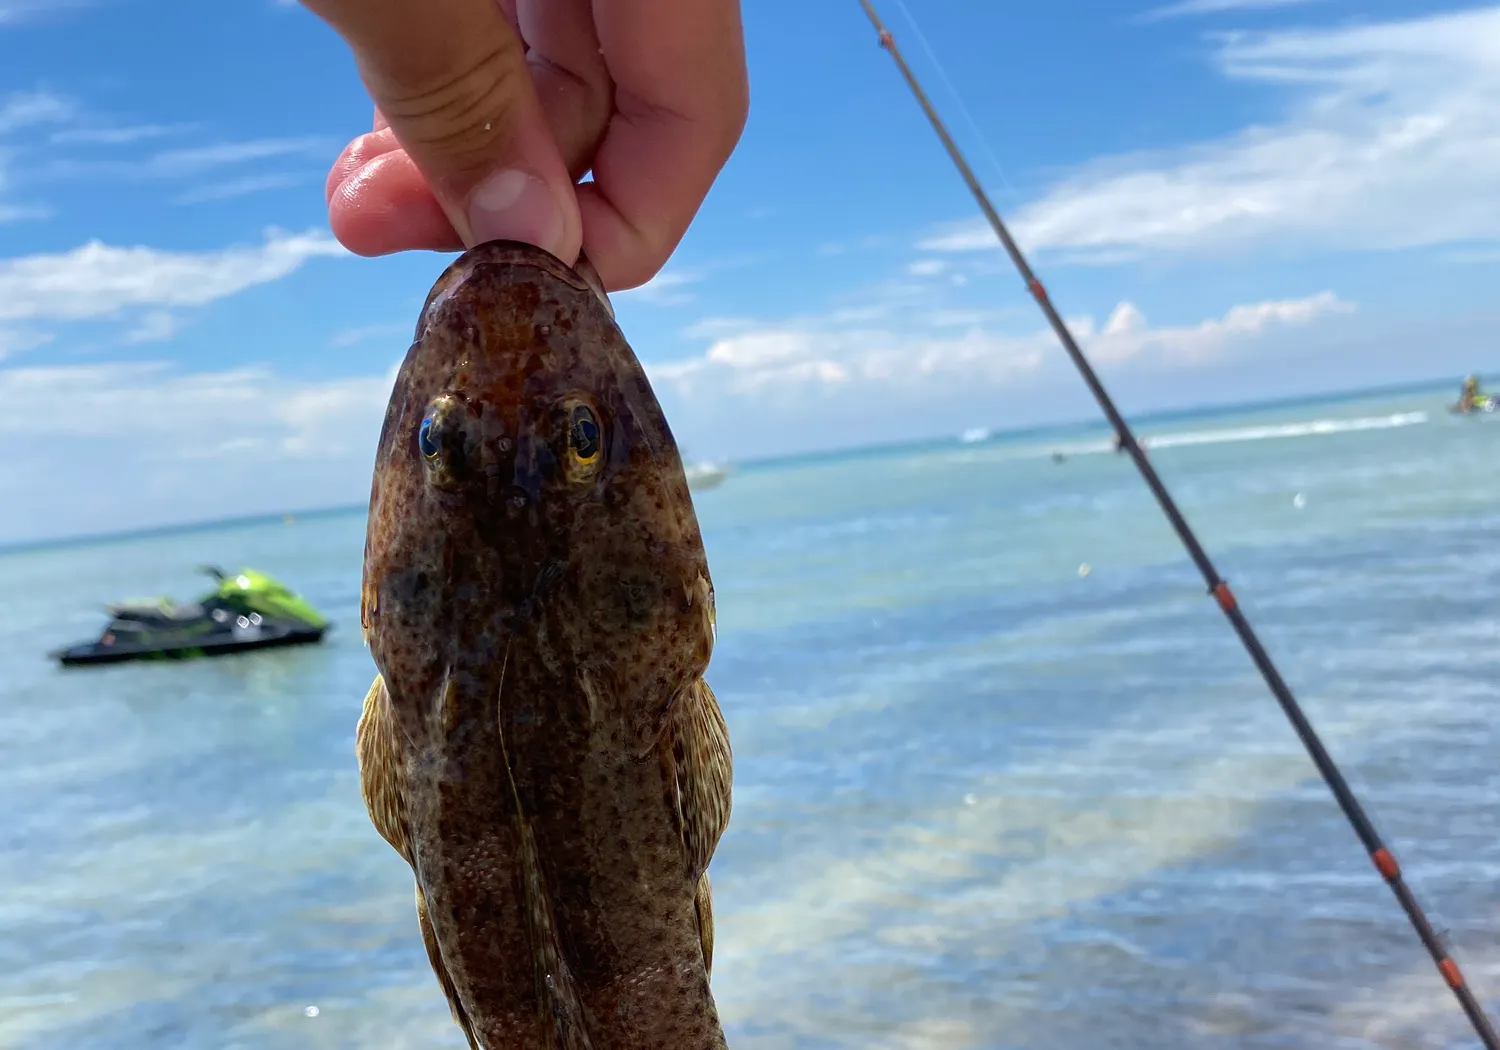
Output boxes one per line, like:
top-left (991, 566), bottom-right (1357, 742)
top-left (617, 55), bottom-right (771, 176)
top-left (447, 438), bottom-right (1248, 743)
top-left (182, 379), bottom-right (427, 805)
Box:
top-left (329, 322), bottom-right (412, 348)
top-left (1138, 0), bottom-right (1319, 21)
top-left (175, 173), bottom-right (314, 205)
top-left (1445, 246), bottom-right (1500, 265)
top-left (0, 0), bottom-right (91, 25)
top-left (0, 359), bottom-right (395, 455)
top-left (48, 136), bottom-right (335, 182)
top-left (0, 91), bottom-right (70, 134)
top-left (921, 6), bottom-right (1500, 263)
top-left (0, 327), bottom-right (51, 358)
top-left (0, 203), bottom-right (48, 223)
top-left (141, 137), bottom-right (332, 178)
top-left (650, 291), bottom-right (1352, 399)
top-left (0, 358), bottom-right (399, 541)
top-left (613, 267), bottom-right (701, 305)
top-left (125, 310), bottom-right (179, 344)
top-left (1088, 289), bottom-right (1352, 363)
top-left (50, 124), bottom-right (185, 146)
top-left (0, 228), bottom-right (348, 324)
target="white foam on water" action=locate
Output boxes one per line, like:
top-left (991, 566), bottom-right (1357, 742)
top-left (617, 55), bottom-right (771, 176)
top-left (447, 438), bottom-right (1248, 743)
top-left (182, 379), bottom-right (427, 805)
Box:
top-left (1037, 411), bottom-right (1430, 460)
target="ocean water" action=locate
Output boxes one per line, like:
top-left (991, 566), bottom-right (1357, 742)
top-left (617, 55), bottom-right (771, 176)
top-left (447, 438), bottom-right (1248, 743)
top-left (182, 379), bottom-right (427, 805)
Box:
top-left (4, 386), bottom-right (1500, 1049)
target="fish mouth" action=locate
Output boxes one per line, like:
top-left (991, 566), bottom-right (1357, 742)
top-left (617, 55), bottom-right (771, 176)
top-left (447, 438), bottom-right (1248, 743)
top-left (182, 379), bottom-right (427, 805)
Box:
top-left (421, 240), bottom-right (614, 321)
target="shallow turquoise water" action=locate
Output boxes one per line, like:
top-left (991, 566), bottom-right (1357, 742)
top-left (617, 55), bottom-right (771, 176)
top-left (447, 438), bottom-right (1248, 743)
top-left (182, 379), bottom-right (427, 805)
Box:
top-left (5, 387), bottom-right (1500, 1049)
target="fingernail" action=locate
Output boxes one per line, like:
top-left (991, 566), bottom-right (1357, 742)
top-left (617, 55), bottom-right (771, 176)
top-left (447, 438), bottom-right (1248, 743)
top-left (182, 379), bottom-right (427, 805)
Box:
top-left (466, 169), bottom-right (565, 257)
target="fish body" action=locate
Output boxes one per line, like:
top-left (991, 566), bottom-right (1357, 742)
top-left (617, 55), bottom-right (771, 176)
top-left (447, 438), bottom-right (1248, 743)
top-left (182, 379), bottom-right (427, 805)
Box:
top-left (356, 241), bottom-right (732, 1050)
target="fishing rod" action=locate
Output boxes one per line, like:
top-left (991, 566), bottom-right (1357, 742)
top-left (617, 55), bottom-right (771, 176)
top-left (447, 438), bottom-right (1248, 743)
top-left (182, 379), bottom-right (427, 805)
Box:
top-left (854, 2), bottom-right (1500, 1045)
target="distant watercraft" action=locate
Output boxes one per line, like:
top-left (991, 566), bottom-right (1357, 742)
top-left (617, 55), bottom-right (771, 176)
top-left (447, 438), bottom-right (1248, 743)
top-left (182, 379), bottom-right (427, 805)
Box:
top-left (1450, 375), bottom-right (1496, 414)
top-left (51, 566), bottom-right (330, 667)
top-left (684, 460), bottom-right (730, 491)
top-left (1450, 394), bottom-right (1497, 414)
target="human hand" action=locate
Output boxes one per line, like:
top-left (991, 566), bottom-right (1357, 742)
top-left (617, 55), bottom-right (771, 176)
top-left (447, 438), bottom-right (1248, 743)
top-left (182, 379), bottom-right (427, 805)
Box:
top-left (302, 0), bottom-right (749, 292)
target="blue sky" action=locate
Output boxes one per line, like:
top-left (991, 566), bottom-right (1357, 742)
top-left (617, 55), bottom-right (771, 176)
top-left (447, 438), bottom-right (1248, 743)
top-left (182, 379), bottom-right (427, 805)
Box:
top-left (1, 0), bottom-right (1498, 543)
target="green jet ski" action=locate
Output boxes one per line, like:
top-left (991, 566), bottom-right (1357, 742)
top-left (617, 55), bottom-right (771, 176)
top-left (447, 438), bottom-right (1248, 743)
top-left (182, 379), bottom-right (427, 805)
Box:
top-left (52, 566), bottom-right (331, 667)
top-left (1452, 394), bottom-right (1499, 414)
top-left (1450, 375), bottom-right (1498, 415)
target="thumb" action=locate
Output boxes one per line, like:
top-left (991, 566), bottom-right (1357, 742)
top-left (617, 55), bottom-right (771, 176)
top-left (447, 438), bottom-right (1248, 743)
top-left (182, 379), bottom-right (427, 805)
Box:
top-left (304, 0), bottom-right (582, 262)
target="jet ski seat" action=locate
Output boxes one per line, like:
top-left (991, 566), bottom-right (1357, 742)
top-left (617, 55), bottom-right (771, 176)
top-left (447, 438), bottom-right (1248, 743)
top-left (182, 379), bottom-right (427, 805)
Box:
top-left (105, 599), bottom-right (208, 626)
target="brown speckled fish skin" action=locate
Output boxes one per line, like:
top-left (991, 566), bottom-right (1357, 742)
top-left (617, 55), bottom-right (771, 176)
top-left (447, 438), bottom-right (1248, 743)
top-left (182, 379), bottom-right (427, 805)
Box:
top-left (355, 241), bottom-right (732, 1050)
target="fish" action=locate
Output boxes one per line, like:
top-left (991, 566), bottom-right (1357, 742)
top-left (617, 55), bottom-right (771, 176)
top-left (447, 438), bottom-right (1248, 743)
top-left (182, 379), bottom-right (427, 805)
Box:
top-left (355, 241), bottom-right (733, 1050)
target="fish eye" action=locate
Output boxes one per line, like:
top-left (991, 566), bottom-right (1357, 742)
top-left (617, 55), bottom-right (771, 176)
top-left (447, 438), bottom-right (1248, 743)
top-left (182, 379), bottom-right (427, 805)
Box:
top-left (568, 405), bottom-right (601, 465)
top-left (416, 394), bottom-right (463, 472)
top-left (418, 416), bottom-right (439, 459)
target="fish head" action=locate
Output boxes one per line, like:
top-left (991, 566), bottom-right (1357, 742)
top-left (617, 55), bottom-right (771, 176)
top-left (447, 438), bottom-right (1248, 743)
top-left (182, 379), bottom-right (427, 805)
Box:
top-left (362, 241), bottom-right (716, 753)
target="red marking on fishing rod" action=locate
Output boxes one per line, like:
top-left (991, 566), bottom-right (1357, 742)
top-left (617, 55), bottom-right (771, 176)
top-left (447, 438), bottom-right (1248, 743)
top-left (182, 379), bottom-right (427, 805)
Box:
top-left (1211, 582), bottom-right (1236, 612)
top-left (857, 1), bottom-right (1500, 1045)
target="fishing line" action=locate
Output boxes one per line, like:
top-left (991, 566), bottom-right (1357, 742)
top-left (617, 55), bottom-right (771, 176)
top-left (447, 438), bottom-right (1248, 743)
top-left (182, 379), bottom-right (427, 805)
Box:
top-left (889, 0), bottom-right (1020, 203)
top-left (853, 2), bottom-right (1500, 1045)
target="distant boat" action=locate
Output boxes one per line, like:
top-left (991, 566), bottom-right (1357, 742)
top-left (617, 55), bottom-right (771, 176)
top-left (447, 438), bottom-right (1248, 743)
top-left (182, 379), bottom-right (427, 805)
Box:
top-left (684, 460), bottom-right (731, 491)
top-left (960, 427), bottom-right (990, 444)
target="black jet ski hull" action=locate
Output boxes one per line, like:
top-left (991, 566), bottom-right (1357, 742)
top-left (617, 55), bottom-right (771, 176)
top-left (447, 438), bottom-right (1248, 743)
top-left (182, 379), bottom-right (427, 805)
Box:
top-left (53, 625), bottom-right (328, 667)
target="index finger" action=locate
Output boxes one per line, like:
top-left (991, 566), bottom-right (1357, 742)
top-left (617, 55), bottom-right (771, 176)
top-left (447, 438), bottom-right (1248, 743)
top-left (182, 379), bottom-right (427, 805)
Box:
top-left (577, 0), bottom-right (749, 291)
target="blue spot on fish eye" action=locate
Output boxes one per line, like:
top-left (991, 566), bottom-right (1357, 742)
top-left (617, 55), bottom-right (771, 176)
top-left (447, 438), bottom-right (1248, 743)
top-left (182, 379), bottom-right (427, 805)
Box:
top-left (418, 417), bottom-right (439, 459)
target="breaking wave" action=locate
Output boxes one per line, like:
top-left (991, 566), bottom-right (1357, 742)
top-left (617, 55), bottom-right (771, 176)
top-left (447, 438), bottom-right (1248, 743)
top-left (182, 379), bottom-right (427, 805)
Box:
top-left (1035, 411), bottom-right (1430, 459)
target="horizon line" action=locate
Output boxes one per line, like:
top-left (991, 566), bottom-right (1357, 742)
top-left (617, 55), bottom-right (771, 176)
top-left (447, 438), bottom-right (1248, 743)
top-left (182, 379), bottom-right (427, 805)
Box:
top-left (0, 372), bottom-right (1459, 557)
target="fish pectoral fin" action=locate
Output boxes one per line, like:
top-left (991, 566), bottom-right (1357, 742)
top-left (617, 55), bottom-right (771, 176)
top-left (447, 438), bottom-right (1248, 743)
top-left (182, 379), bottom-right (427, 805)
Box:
top-left (664, 677), bottom-right (734, 879)
top-left (417, 883), bottom-right (481, 1049)
top-left (355, 674), bottom-right (412, 861)
top-left (695, 871), bottom-right (716, 976)
top-left (361, 681), bottom-right (478, 1041)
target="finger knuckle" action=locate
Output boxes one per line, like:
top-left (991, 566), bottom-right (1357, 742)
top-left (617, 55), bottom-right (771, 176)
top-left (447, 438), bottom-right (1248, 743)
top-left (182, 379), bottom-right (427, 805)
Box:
top-left (379, 41), bottom-right (531, 165)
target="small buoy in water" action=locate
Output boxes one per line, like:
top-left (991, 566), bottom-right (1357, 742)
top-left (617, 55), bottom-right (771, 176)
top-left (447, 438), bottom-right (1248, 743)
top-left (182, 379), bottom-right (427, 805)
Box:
top-left (1292, 493), bottom-right (1306, 509)
top-left (304, 1006), bottom-right (320, 1018)
top-left (1078, 562), bottom-right (1091, 577)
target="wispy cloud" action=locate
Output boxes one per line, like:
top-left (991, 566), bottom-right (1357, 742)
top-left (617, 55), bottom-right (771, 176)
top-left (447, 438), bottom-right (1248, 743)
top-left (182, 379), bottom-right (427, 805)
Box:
top-left (0, 203), bottom-right (49, 224)
top-left (175, 172), bottom-right (316, 204)
top-left (48, 136), bottom-right (335, 181)
top-left (615, 255), bottom-right (762, 306)
top-left (1137, 0), bottom-right (1320, 22)
top-left (922, 6), bottom-right (1500, 264)
top-left (0, 91), bottom-right (71, 133)
top-left (143, 137), bottom-right (332, 177)
top-left (0, 355), bottom-right (398, 541)
top-left (50, 124), bottom-right (187, 146)
top-left (0, 92), bottom-right (70, 224)
top-left (0, 359), bottom-right (395, 456)
top-left (0, 327), bottom-right (51, 358)
top-left (329, 322), bottom-right (412, 349)
top-left (0, 227), bottom-right (348, 325)
top-left (0, 0), bottom-right (92, 26)
top-left (1443, 244), bottom-right (1500, 265)
top-left (125, 310), bottom-right (179, 344)
top-left (614, 268), bottom-right (702, 306)
top-left (651, 291), bottom-right (1352, 400)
